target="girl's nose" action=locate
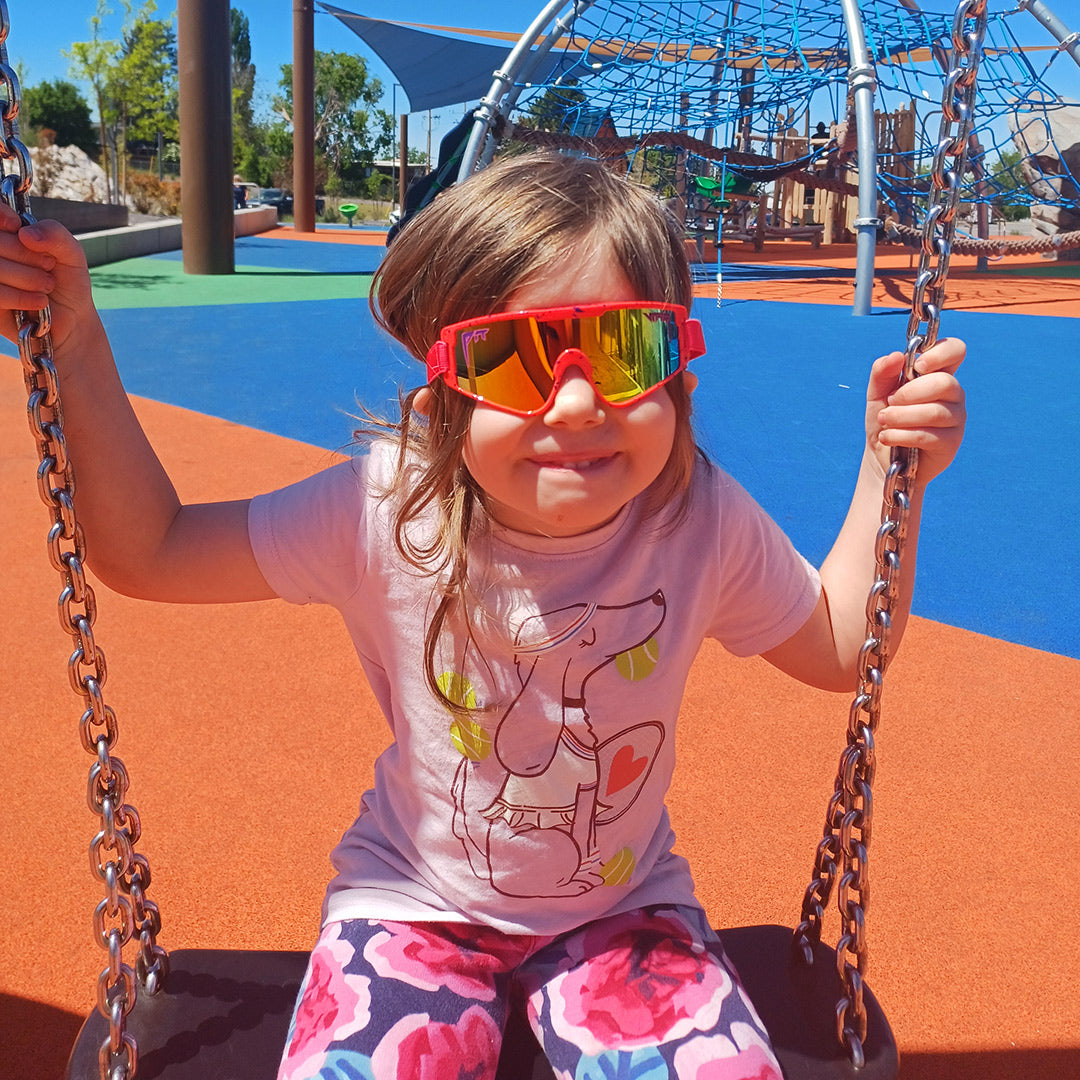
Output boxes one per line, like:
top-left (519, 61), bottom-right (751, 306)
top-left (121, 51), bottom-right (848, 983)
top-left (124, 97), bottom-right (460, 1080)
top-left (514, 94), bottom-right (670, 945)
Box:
top-left (543, 357), bottom-right (605, 425)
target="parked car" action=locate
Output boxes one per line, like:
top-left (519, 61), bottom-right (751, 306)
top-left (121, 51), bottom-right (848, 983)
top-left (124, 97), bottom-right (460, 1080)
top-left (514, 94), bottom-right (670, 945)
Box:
top-left (257, 187), bottom-right (291, 214)
top-left (257, 188), bottom-right (325, 217)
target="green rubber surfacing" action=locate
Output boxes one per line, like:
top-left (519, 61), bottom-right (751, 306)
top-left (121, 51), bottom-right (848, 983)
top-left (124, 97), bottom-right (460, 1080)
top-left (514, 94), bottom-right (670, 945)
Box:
top-left (88, 256), bottom-right (374, 309)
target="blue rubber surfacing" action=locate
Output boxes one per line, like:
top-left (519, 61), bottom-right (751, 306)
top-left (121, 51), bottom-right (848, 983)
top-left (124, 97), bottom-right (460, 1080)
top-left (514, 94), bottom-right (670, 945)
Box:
top-left (2, 235), bottom-right (1075, 659)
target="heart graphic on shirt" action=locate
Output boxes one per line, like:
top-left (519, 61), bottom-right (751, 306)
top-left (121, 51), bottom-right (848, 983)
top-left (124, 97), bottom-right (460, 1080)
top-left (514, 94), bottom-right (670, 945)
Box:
top-left (606, 745), bottom-right (648, 796)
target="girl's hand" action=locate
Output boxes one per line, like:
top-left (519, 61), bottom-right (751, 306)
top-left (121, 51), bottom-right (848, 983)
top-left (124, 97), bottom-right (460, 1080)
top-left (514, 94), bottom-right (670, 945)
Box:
top-left (0, 202), bottom-right (97, 354)
top-left (866, 336), bottom-right (966, 485)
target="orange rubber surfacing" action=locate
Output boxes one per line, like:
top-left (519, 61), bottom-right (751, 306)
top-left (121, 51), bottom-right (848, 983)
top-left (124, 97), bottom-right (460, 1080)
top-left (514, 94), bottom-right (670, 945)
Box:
top-left (2, 357), bottom-right (1078, 1080)
top-left (694, 240), bottom-right (1080, 316)
top-left (267, 223), bottom-right (390, 246)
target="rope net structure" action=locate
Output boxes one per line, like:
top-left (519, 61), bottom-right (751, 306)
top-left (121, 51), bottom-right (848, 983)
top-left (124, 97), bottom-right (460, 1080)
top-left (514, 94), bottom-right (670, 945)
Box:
top-left (474, 0), bottom-right (1080, 258)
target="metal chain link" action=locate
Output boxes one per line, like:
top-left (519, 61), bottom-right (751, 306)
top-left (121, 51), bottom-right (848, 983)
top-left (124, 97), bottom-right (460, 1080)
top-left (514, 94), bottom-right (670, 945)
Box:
top-left (0, 4), bottom-right (167, 1078)
top-left (792, 0), bottom-right (987, 1068)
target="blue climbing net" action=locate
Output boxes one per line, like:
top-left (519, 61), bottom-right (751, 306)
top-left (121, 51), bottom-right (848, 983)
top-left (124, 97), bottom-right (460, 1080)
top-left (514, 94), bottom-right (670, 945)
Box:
top-left (503, 0), bottom-right (1080, 231)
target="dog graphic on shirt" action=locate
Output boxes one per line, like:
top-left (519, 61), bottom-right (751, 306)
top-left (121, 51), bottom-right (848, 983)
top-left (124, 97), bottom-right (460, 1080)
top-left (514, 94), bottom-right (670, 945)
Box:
top-left (451, 590), bottom-right (666, 898)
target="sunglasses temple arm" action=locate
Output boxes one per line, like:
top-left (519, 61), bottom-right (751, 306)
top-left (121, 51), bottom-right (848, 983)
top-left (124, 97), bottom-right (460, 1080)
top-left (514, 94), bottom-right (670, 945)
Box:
top-left (426, 340), bottom-right (451, 382)
top-left (685, 319), bottom-right (707, 362)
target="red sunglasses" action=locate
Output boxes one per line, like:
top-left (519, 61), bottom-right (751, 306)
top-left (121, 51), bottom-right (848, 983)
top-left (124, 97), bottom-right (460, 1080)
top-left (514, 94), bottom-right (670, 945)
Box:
top-left (425, 301), bottom-right (705, 416)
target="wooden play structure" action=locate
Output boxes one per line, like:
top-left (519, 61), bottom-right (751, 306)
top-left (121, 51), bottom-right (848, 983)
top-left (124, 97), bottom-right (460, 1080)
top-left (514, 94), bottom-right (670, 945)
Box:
top-left (682, 99), bottom-right (919, 257)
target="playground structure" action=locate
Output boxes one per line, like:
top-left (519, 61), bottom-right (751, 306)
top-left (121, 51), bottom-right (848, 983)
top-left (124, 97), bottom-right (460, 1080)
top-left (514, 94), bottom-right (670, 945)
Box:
top-left (682, 107), bottom-right (918, 254)
top-left (453, 0), bottom-right (1080, 311)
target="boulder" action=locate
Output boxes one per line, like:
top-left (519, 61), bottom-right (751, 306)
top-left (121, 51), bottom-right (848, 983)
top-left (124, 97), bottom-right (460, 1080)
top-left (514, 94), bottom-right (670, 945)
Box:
top-left (28, 143), bottom-right (109, 203)
top-left (1007, 106), bottom-right (1080, 258)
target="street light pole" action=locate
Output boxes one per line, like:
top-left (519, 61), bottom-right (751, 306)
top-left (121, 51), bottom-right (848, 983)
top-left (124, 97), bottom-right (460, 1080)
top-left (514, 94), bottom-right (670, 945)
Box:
top-left (390, 83), bottom-right (408, 213)
top-left (398, 114), bottom-right (408, 215)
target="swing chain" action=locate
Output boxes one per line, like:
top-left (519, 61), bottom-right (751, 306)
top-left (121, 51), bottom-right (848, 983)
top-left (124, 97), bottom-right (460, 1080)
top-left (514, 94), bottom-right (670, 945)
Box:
top-left (0, 5), bottom-right (167, 1079)
top-left (793, 0), bottom-right (986, 1068)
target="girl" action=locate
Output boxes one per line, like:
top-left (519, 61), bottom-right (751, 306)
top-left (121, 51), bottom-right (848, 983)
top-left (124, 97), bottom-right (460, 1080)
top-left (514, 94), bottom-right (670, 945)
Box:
top-left (0, 151), bottom-right (965, 1080)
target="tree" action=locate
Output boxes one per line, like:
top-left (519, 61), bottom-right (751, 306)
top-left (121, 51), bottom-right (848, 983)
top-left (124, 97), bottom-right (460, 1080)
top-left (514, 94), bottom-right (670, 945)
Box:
top-left (64, 0), bottom-right (118, 188)
top-left (238, 142), bottom-right (271, 188)
top-left (520, 80), bottom-right (587, 133)
top-left (988, 147), bottom-right (1031, 222)
top-left (115, 2), bottom-right (178, 145)
top-left (106, 1), bottom-right (177, 195)
top-left (275, 51), bottom-right (393, 180)
top-left (22, 80), bottom-right (97, 154)
top-left (231, 7), bottom-right (256, 150)
top-left (365, 170), bottom-right (392, 205)
top-left (64, 0), bottom-right (176, 195)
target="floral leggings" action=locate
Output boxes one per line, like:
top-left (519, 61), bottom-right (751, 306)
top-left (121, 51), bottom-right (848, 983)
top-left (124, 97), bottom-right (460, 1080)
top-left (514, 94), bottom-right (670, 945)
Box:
top-left (277, 904), bottom-right (783, 1080)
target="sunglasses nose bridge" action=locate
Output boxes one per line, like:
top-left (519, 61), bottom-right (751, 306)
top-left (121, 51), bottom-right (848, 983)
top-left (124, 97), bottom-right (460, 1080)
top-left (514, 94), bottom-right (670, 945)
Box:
top-left (548, 347), bottom-right (598, 388)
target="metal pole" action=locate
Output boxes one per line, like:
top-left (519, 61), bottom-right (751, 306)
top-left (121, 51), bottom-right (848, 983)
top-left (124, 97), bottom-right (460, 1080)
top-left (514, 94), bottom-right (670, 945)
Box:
top-left (293, 0), bottom-right (316, 233)
top-left (110, 142), bottom-right (119, 203)
top-left (1019, 0), bottom-right (1080, 70)
top-left (398, 113), bottom-right (408, 213)
top-left (177, 0), bottom-right (234, 274)
top-left (839, 0), bottom-right (879, 316)
top-left (458, 0), bottom-right (596, 179)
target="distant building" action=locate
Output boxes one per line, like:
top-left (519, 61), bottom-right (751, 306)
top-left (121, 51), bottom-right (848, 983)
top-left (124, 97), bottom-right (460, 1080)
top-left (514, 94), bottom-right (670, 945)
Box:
top-left (369, 160), bottom-right (428, 187)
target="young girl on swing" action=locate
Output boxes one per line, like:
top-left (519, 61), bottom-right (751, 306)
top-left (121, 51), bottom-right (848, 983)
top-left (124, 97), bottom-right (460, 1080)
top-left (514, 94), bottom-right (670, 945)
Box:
top-left (0, 151), bottom-right (965, 1080)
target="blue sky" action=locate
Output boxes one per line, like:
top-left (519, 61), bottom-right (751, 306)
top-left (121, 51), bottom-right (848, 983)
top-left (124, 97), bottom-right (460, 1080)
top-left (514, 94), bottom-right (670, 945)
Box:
top-left (7, 1), bottom-right (547, 150)
top-left (8, 0), bottom-right (1080, 154)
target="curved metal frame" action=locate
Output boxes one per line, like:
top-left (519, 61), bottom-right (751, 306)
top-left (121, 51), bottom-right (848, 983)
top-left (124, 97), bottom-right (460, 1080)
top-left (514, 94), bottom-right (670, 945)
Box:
top-left (457, 0), bottom-right (881, 316)
top-left (1019, 0), bottom-right (1080, 71)
top-left (457, 0), bottom-right (598, 180)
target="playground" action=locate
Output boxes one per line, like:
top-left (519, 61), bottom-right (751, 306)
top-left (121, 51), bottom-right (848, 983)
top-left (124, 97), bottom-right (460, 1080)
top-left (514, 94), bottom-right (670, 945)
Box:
top-left (2, 1), bottom-right (1080, 1079)
top-left (1, 217), bottom-right (1077, 1080)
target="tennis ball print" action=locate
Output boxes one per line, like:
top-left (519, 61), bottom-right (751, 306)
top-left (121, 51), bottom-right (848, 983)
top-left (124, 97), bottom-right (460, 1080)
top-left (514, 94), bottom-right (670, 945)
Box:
top-left (438, 672), bottom-right (492, 760)
top-left (600, 846), bottom-right (636, 886)
top-left (614, 636), bottom-right (660, 681)
top-left (450, 717), bottom-right (492, 761)
top-left (437, 670), bottom-right (478, 709)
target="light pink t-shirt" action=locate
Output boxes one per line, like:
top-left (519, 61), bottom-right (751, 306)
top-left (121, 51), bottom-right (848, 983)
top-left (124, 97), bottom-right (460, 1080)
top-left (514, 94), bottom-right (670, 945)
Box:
top-left (249, 441), bottom-right (819, 935)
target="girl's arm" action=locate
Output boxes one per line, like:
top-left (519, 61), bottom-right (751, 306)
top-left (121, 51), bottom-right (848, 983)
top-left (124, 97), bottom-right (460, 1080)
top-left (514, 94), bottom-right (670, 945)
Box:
top-left (1, 208), bottom-right (274, 603)
top-left (761, 337), bottom-right (966, 691)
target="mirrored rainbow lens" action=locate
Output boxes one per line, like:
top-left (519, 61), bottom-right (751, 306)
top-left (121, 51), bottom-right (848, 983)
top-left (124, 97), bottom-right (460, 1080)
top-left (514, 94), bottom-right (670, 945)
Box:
top-left (452, 308), bottom-right (681, 413)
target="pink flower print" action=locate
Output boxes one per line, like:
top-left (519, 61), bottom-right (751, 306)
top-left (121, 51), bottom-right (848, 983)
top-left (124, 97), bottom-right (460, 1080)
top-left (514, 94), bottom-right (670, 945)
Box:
top-left (672, 1027), bottom-right (783, 1079)
top-left (282, 923), bottom-right (372, 1078)
top-left (370, 1005), bottom-right (501, 1080)
top-left (546, 910), bottom-right (733, 1054)
top-left (363, 921), bottom-right (527, 1002)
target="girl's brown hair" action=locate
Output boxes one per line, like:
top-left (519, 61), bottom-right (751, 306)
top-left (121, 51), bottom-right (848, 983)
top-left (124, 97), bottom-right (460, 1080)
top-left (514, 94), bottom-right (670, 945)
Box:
top-left (369, 151), bottom-right (702, 711)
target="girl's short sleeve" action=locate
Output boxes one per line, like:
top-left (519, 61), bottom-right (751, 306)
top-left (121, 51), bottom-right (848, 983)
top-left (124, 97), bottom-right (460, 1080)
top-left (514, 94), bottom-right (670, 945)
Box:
top-left (705, 467), bottom-right (821, 657)
top-left (248, 457), bottom-right (368, 608)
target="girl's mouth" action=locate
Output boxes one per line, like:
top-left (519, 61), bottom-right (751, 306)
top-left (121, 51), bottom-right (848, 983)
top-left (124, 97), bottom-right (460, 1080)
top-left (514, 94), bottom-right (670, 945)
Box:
top-left (531, 455), bottom-right (613, 472)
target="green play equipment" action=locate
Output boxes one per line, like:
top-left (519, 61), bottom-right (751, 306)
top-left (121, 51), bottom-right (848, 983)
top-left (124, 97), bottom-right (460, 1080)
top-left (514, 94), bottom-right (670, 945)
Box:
top-left (339, 202), bottom-right (359, 227)
top-left (692, 173), bottom-right (754, 210)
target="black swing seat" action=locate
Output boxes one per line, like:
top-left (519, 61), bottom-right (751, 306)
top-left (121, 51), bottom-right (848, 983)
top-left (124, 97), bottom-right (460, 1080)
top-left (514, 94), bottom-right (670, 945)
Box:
top-left (65, 925), bottom-right (898, 1080)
